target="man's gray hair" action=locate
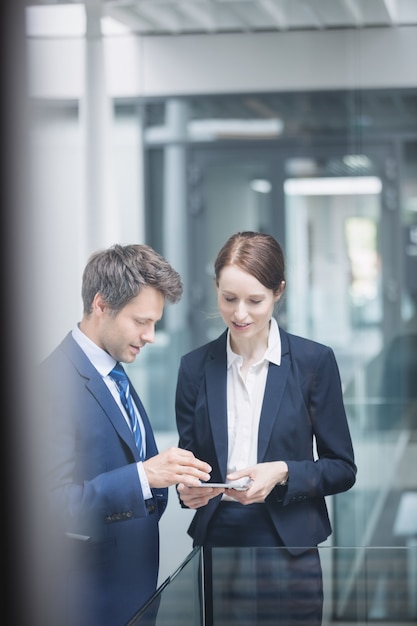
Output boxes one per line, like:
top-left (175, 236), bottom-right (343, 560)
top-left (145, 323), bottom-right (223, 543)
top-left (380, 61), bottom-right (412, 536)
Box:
top-left (81, 243), bottom-right (183, 315)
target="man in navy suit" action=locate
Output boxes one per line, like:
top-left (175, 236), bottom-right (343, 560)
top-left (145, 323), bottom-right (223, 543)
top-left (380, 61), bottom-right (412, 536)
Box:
top-left (39, 243), bottom-right (211, 626)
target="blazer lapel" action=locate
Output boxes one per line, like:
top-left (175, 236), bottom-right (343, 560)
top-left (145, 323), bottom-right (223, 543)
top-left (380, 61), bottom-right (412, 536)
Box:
top-left (62, 334), bottom-right (140, 458)
top-left (87, 376), bottom-right (140, 458)
top-left (257, 329), bottom-right (291, 461)
top-left (205, 333), bottom-right (229, 478)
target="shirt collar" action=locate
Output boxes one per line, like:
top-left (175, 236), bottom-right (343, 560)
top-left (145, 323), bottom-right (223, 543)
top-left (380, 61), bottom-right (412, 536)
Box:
top-left (72, 324), bottom-right (117, 377)
top-left (226, 317), bottom-right (282, 368)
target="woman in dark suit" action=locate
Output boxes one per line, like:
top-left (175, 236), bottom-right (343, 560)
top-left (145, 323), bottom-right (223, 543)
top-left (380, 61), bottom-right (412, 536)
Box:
top-left (175, 231), bottom-right (357, 625)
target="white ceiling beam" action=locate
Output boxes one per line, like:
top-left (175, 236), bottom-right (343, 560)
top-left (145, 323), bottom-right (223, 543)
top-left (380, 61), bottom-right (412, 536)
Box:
top-left (104, 1), bottom-right (182, 33)
top-left (259, 0), bottom-right (288, 31)
top-left (130, 1), bottom-right (183, 33)
top-left (381, 0), bottom-right (399, 25)
top-left (177, 0), bottom-right (218, 33)
top-left (103, 5), bottom-right (155, 30)
top-left (341, 0), bottom-right (364, 27)
top-left (25, 0), bottom-right (417, 34)
top-left (299, 0), bottom-right (325, 29)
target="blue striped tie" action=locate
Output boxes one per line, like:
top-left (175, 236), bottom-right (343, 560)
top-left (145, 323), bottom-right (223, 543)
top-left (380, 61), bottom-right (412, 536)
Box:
top-left (110, 363), bottom-right (144, 460)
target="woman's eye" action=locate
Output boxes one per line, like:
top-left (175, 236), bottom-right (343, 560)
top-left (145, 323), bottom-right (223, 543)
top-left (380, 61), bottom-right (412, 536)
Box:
top-left (223, 296), bottom-right (262, 305)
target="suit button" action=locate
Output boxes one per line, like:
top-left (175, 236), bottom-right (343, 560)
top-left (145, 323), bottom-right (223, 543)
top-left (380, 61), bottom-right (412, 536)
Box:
top-left (146, 502), bottom-right (156, 514)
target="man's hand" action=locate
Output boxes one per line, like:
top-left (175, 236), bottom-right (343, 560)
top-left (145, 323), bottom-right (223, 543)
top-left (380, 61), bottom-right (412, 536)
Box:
top-left (177, 482), bottom-right (224, 509)
top-left (143, 447), bottom-right (212, 488)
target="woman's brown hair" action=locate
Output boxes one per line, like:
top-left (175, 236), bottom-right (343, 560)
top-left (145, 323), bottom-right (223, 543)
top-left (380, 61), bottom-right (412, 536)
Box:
top-left (214, 231), bottom-right (286, 295)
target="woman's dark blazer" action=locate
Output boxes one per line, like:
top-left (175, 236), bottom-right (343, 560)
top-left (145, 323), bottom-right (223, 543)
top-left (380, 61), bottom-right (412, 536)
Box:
top-left (175, 326), bottom-right (357, 555)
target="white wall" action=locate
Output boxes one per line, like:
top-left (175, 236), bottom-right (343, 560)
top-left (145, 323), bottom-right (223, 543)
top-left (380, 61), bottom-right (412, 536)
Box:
top-left (30, 109), bottom-right (144, 360)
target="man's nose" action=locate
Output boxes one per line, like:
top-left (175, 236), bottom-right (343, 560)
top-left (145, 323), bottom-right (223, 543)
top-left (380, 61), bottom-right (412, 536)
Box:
top-left (141, 325), bottom-right (155, 344)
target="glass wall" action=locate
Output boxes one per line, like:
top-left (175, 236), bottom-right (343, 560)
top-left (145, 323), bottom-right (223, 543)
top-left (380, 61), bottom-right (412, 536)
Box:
top-left (22, 3), bottom-right (417, 620)
top-left (139, 90), bottom-right (416, 422)
top-left (130, 546), bottom-right (417, 625)
top-left (29, 87), bottom-right (417, 613)
top-left (136, 90), bottom-right (417, 568)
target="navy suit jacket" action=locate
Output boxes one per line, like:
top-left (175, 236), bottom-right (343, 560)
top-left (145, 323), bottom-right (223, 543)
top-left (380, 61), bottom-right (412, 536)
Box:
top-left (175, 327), bottom-right (357, 554)
top-left (39, 332), bottom-right (167, 626)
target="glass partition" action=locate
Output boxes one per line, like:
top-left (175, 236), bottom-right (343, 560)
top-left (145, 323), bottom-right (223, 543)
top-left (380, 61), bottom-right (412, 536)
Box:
top-left (127, 548), bottom-right (203, 626)
top-left (128, 546), bottom-right (417, 625)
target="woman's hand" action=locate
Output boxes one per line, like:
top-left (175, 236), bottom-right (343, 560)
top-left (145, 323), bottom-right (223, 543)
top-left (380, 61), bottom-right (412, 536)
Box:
top-left (177, 482), bottom-right (224, 509)
top-left (226, 461), bottom-right (288, 504)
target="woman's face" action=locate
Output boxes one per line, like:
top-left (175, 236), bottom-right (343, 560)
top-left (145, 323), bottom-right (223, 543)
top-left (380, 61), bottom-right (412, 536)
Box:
top-left (217, 264), bottom-right (281, 345)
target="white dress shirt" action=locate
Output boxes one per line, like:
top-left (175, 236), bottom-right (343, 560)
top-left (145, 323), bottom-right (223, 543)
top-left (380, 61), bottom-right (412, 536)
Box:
top-left (223, 317), bottom-right (281, 498)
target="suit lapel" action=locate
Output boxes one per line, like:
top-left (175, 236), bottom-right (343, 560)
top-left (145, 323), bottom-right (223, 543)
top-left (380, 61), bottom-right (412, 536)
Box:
top-left (87, 376), bottom-right (141, 458)
top-left (257, 329), bottom-right (291, 461)
top-left (205, 333), bottom-right (229, 477)
top-left (204, 328), bottom-right (292, 471)
top-left (62, 334), bottom-right (141, 459)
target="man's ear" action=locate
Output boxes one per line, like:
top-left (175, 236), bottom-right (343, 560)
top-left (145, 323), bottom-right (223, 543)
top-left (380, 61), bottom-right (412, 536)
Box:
top-left (92, 292), bottom-right (107, 315)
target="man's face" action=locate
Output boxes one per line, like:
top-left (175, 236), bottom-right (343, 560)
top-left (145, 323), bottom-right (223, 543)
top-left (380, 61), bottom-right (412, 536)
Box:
top-left (95, 285), bottom-right (165, 364)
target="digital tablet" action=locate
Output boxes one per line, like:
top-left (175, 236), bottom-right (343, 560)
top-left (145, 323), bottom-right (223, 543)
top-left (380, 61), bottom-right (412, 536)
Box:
top-left (197, 482), bottom-right (249, 491)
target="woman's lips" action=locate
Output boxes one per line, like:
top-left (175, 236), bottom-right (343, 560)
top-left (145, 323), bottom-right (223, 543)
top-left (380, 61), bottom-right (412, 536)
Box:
top-left (232, 321), bottom-right (250, 330)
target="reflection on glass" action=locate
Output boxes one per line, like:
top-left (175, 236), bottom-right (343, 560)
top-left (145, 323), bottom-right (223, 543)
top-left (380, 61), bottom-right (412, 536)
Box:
top-left (189, 156), bottom-right (274, 345)
top-left (345, 216), bottom-right (381, 327)
top-left (284, 172), bottom-right (383, 381)
top-left (129, 546), bottom-right (417, 625)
